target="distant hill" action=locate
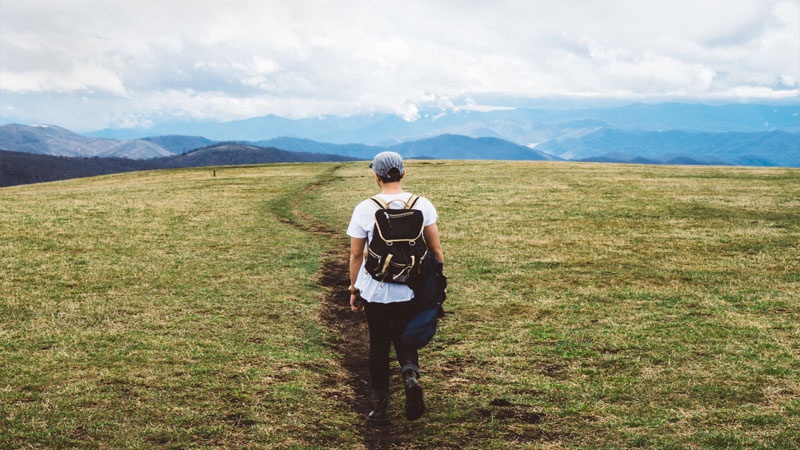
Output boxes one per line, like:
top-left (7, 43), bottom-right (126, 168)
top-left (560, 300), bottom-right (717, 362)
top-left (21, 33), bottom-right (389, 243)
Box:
top-left (0, 124), bottom-right (225, 159)
top-left (101, 139), bottom-right (174, 159)
top-left (0, 143), bottom-right (357, 187)
top-left (388, 134), bottom-right (562, 161)
top-left (159, 143), bottom-right (357, 168)
top-left (0, 149), bottom-right (159, 187)
top-left (539, 129), bottom-right (800, 167)
top-left (0, 124), bottom-right (122, 157)
top-left (141, 135), bottom-right (217, 154)
top-left (253, 137), bottom-right (382, 159)
top-left (0, 124), bottom-right (179, 159)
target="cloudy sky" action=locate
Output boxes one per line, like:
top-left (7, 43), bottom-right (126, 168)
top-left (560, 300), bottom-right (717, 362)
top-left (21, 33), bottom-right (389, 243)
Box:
top-left (1, 0), bottom-right (798, 131)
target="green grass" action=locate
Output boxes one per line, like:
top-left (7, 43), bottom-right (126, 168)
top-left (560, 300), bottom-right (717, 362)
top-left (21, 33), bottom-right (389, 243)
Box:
top-left (1, 166), bottom-right (358, 448)
top-left (2, 161), bottom-right (799, 449)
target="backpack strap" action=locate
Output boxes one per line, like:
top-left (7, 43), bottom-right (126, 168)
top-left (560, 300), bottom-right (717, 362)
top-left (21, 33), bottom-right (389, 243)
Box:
top-left (405, 194), bottom-right (420, 210)
top-left (370, 194), bottom-right (420, 210)
top-left (369, 197), bottom-right (387, 209)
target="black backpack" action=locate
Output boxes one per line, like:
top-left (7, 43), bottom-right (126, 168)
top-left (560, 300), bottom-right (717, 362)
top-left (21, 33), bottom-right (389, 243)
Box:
top-left (365, 194), bottom-right (428, 284)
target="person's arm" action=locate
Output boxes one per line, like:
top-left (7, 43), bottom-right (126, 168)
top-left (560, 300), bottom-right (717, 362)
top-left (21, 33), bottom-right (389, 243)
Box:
top-left (349, 237), bottom-right (366, 312)
top-left (423, 223), bottom-right (444, 264)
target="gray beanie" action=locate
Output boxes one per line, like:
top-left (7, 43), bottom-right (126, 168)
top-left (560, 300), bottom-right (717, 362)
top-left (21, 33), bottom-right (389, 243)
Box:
top-left (370, 151), bottom-right (405, 181)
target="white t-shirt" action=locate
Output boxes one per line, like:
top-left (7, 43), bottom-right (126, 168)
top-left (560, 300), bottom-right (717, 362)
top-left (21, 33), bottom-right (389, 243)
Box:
top-left (346, 192), bottom-right (438, 304)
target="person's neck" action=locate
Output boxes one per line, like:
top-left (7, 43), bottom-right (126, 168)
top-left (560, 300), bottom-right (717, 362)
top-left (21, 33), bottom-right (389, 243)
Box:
top-left (379, 183), bottom-right (404, 195)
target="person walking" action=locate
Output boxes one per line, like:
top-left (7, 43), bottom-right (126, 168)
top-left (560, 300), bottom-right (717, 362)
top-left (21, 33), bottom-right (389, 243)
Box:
top-left (347, 151), bottom-right (444, 423)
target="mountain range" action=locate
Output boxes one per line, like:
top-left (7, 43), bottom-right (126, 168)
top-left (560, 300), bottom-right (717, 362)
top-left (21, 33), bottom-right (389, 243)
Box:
top-left (85, 103), bottom-right (800, 145)
top-left (538, 129), bottom-right (800, 167)
top-left (1, 102), bottom-right (798, 187)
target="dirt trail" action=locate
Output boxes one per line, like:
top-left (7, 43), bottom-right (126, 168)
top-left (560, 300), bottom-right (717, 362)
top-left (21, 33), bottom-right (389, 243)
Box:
top-left (287, 170), bottom-right (412, 449)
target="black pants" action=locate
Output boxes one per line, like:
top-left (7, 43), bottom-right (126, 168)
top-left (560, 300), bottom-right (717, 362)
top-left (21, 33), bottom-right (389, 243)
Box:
top-left (364, 300), bottom-right (419, 394)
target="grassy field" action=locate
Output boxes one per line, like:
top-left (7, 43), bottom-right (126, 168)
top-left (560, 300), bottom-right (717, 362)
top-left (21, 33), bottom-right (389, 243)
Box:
top-left (1, 161), bottom-right (798, 449)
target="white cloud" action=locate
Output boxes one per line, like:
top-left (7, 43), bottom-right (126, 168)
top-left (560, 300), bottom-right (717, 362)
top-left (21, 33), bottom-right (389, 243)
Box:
top-left (1, 0), bottom-right (797, 130)
top-left (400, 103), bottom-right (420, 122)
top-left (2, 64), bottom-right (127, 95)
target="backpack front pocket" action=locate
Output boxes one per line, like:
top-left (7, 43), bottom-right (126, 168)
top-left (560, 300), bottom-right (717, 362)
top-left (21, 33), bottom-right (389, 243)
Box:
top-left (366, 247), bottom-right (383, 275)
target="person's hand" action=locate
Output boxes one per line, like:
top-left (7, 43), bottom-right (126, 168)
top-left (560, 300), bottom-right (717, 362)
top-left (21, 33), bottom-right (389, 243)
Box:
top-left (350, 293), bottom-right (364, 312)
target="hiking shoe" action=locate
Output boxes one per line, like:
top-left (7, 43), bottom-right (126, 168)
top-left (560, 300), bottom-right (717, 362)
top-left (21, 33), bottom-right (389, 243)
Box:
top-left (367, 398), bottom-right (389, 424)
top-left (404, 374), bottom-right (425, 420)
